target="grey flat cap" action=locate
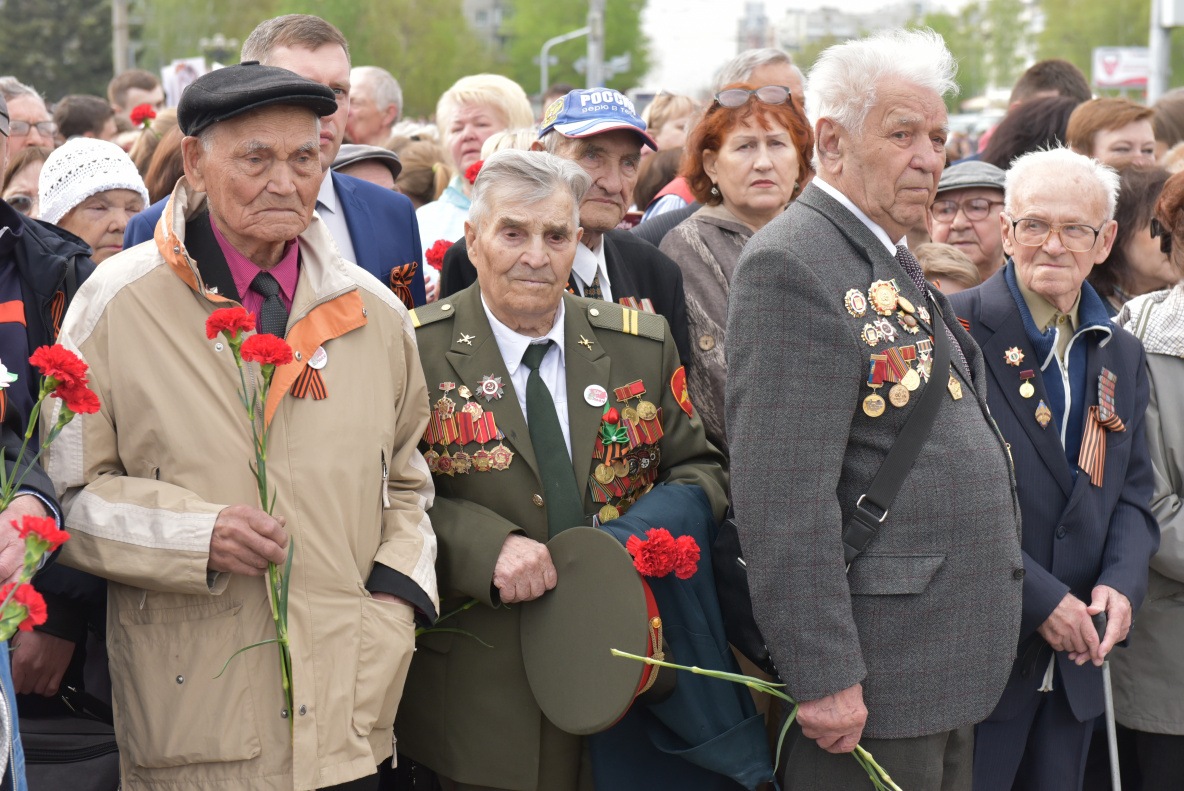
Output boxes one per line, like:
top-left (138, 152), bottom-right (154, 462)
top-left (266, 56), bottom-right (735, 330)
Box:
top-left (937, 160), bottom-right (1006, 195)
top-left (332, 144), bottom-right (402, 181)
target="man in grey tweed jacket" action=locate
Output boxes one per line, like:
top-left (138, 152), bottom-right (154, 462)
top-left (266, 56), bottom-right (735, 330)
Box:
top-left (726, 29), bottom-right (1025, 790)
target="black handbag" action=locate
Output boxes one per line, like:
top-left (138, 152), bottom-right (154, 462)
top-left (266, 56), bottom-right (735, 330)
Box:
top-left (21, 686), bottom-right (118, 791)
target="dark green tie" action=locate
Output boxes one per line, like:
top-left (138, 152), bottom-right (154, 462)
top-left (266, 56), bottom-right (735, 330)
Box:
top-left (521, 341), bottom-right (585, 537)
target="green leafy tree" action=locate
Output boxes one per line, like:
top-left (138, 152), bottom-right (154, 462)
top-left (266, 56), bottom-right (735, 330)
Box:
top-left (499, 0), bottom-right (651, 95)
top-left (0, 0), bottom-right (112, 102)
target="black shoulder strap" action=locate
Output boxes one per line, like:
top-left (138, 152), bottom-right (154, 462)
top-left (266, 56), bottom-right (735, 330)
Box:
top-left (64, 256), bottom-right (78, 299)
top-left (842, 296), bottom-right (953, 568)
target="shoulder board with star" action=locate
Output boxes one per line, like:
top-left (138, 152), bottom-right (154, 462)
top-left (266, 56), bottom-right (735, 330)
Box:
top-left (409, 299), bottom-right (459, 329)
top-left (584, 299), bottom-right (665, 342)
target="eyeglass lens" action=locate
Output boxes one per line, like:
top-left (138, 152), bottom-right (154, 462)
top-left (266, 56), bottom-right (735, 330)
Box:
top-left (931, 199), bottom-right (998, 222)
top-left (1012, 218), bottom-right (1098, 252)
top-left (5, 195), bottom-right (33, 216)
top-left (716, 85), bottom-right (791, 108)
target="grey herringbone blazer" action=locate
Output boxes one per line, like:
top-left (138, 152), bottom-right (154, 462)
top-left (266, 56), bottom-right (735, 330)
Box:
top-left (725, 183), bottom-right (1025, 739)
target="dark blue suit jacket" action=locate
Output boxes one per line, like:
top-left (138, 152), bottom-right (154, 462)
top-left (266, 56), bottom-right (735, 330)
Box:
top-left (950, 265), bottom-right (1158, 722)
top-left (123, 171), bottom-right (426, 308)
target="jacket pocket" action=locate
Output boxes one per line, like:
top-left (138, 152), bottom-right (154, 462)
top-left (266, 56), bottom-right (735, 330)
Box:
top-left (848, 553), bottom-right (946, 595)
top-left (114, 598), bottom-right (261, 768)
top-left (352, 596), bottom-right (415, 737)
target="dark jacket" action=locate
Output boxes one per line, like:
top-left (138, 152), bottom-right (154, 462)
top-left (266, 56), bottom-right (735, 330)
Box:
top-left (950, 265), bottom-right (1159, 723)
top-left (124, 171), bottom-right (427, 308)
top-left (439, 230), bottom-right (692, 367)
top-left (631, 202), bottom-right (700, 247)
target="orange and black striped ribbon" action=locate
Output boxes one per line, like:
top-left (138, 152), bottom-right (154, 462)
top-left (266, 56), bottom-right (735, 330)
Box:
top-left (1079, 405), bottom-right (1126, 487)
top-left (49, 291), bottom-right (65, 340)
top-left (389, 262), bottom-right (419, 310)
top-left (290, 366), bottom-right (327, 400)
top-left (957, 317), bottom-right (971, 332)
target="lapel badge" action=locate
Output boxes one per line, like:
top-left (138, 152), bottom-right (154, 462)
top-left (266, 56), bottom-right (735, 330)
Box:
top-left (578, 334), bottom-right (595, 350)
top-left (1004, 347), bottom-right (1025, 366)
top-left (1019, 370), bottom-right (1035, 399)
top-left (873, 317), bottom-right (898, 343)
top-left (1035, 399), bottom-right (1052, 428)
top-left (435, 382), bottom-right (457, 419)
top-left (308, 345), bottom-right (328, 370)
top-left (844, 289), bottom-right (868, 318)
top-left (947, 373), bottom-right (963, 400)
top-left (918, 305), bottom-right (931, 323)
top-left (477, 374), bottom-right (505, 402)
top-left (868, 280), bottom-right (899, 315)
top-left (458, 333), bottom-right (475, 346)
top-left (861, 324), bottom-right (881, 347)
top-left (584, 384), bottom-right (608, 407)
top-left (896, 310), bottom-right (920, 334)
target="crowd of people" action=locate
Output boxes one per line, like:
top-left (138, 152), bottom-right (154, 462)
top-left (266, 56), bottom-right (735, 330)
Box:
top-left (0, 11), bottom-right (1182, 791)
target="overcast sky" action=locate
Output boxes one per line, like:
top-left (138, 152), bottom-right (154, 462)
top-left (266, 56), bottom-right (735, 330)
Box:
top-left (640, 0), bottom-right (965, 96)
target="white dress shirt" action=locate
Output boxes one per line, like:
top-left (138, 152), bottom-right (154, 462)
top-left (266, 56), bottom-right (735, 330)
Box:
top-left (814, 177), bottom-right (904, 255)
top-left (316, 172), bottom-right (359, 265)
top-left (481, 296), bottom-right (571, 458)
top-left (571, 237), bottom-right (613, 302)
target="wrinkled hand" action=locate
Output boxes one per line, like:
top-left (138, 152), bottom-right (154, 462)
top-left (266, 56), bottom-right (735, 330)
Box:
top-left (0, 495), bottom-right (51, 586)
top-left (12, 630), bottom-right (75, 696)
top-left (208, 505), bottom-right (289, 577)
top-left (492, 534), bottom-right (557, 603)
top-left (1039, 592), bottom-right (1099, 665)
top-left (797, 683), bottom-right (868, 754)
top-left (1086, 585), bottom-right (1132, 665)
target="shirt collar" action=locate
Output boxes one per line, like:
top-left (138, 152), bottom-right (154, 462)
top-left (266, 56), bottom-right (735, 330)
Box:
top-left (481, 295), bottom-right (566, 377)
top-left (316, 171), bottom-right (337, 214)
top-left (210, 217), bottom-right (301, 305)
top-left (814, 177), bottom-right (902, 255)
top-left (571, 237), bottom-right (606, 289)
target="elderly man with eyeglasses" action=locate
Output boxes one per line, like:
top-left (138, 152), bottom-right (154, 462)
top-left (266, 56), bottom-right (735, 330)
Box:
top-left (926, 160), bottom-right (1008, 284)
top-left (948, 147), bottom-right (1158, 791)
top-left (0, 78), bottom-right (57, 157)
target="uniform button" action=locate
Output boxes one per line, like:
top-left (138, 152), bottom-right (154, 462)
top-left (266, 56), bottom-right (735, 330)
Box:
top-left (589, 308), bottom-right (600, 317)
top-left (441, 304), bottom-right (452, 311)
top-left (214, 342), bottom-right (224, 352)
top-left (1012, 569), bottom-right (1026, 580)
top-left (532, 494), bottom-right (545, 507)
top-left (698, 334), bottom-right (715, 351)
top-left (1056, 525), bottom-right (1067, 538)
top-left (299, 705), bottom-right (307, 716)
top-left (176, 675), bottom-right (184, 684)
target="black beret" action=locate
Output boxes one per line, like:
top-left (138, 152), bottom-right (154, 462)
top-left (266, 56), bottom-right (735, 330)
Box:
top-left (178, 61), bottom-right (337, 137)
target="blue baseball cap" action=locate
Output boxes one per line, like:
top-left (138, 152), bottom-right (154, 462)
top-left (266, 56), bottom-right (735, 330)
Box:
top-left (539, 89), bottom-right (658, 151)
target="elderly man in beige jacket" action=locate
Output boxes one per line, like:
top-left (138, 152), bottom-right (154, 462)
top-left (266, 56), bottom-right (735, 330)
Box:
top-left (42, 63), bottom-right (437, 791)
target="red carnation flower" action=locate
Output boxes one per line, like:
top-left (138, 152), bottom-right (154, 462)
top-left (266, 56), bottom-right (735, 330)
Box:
top-left (55, 382), bottom-right (101, 415)
top-left (464, 160), bottom-right (484, 184)
top-left (29, 345), bottom-right (88, 389)
top-left (129, 104), bottom-right (156, 127)
top-left (626, 527), bottom-right (677, 577)
top-left (241, 334), bottom-right (294, 366)
top-left (0, 583), bottom-right (47, 632)
top-left (14, 515), bottom-right (70, 551)
top-left (426, 239), bottom-right (453, 272)
top-left (673, 534), bottom-right (700, 579)
top-left (206, 307), bottom-right (256, 340)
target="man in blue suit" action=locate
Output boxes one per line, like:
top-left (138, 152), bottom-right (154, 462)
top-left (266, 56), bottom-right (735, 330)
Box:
top-left (125, 14), bottom-right (425, 309)
top-left (949, 147), bottom-right (1159, 791)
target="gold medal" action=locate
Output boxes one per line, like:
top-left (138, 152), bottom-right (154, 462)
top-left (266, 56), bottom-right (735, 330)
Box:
top-left (612, 459), bottom-right (630, 478)
top-left (594, 463), bottom-right (616, 485)
top-left (863, 393), bottom-right (886, 417)
top-left (622, 406), bottom-right (639, 425)
top-left (636, 400), bottom-right (658, 421)
top-left (868, 280), bottom-right (899, 315)
top-left (599, 504), bottom-right (620, 522)
top-left (902, 368), bottom-right (921, 391)
top-left (452, 451), bottom-right (472, 475)
top-left (896, 294), bottom-right (916, 314)
top-left (1019, 381), bottom-right (1035, 399)
top-left (948, 374), bottom-right (963, 400)
top-left (1035, 399), bottom-right (1052, 428)
top-left (888, 383), bottom-right (910, 407)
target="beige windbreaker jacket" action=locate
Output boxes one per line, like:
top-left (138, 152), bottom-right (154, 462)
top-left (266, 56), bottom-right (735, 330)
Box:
top-left (43, 180), bottom-right (438, 790)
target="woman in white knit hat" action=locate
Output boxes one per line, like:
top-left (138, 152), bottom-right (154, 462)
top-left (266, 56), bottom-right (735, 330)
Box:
top-left (39, 137), bottom-right (148, 263)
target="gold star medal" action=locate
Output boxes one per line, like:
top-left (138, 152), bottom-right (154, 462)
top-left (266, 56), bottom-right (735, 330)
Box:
top-left (1004, 347), bottom-right (1025, 366)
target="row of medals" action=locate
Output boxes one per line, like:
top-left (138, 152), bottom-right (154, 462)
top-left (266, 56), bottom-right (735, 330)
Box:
top-left (422, 383), bottom-right (514, 475)
top-left (591, 395), bottom-right (661, 523)
top-left (846, 280), bottom-right (932, 418)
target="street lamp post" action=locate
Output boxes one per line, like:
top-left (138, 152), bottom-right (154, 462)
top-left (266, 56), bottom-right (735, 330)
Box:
top-left (539, 27), bottom-right (591, 97)
top-left (586, 0), bottom-right (606, 88)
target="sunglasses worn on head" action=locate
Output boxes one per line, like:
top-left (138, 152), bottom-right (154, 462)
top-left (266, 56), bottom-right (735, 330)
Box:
top-left (714, 85), bottom-right (792, 108)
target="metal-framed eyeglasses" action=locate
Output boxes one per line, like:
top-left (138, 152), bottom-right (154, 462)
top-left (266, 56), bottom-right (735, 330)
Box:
top-left (7, 120), bottom-right (57, 138)
top-left (929, 198), bottom-right (1004, 223)
top-left (1007, 215), bottom-right (1101, 253)
top-left (713, 85), bottom-right (792, 108)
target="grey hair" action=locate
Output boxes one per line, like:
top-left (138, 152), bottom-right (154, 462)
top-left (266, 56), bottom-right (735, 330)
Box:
top-left (539, 129), bottom-right (578, 156)
top-left (0, 76), bottom-right (42, 103)
top-left (1004, 147), bottom-right (1120, 221)
top-left (806, 28), bottom-right (958, 137)
top-left (482, 127), bottom-right (540, 158)
top-left (714, 48), bottom-right (801, 93)
top-left (351, 66), bottom-right (403, 123)
top-left (468, 149), bottom-right (591, 234)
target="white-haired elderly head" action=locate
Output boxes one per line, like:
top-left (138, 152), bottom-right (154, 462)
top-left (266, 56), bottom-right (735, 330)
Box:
top-left (466, 149), bottom-right (591, 337)
top-left (808, 28), bottom-right (957, 242)
top-left (714, 48), bottom-right (805, 100)
top-left (1001, 147), bottom-right (1119, 311)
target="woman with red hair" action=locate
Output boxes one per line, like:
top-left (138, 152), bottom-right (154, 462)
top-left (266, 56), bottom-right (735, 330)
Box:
top-left (659, 83), bottom-right (814, 456)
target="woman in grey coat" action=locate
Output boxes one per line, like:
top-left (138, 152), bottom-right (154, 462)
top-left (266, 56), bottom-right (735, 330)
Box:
top-left (1113, 171), bottom-right (1184, 787)
top-left (659, 82), bottom-right (814, 456)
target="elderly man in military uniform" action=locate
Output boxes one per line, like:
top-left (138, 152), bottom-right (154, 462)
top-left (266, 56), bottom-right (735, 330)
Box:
top-left (394, 149), bottom-right (730, 791)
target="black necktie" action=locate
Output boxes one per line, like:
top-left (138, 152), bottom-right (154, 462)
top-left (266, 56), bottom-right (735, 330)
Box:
top-left (250, 271), bottom-right (288, 338)
top-left (895, 245), bottom-right (969, 376)
top-left (521, 341), bottom-right (585, 537)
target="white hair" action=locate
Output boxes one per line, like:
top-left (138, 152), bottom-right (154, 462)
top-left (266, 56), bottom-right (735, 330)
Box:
top-left (0, 76), bottom-right (42, 104)
top-left (468, 149), bottom-right (590, 234)
top-left (805, 28), bottom-right (958, 136)
top-left (352, 66), bottom-right (403, 123)
top-left (714, 48), bottom-right (802, 93)
top-left (1004, 147), bottom-right (1121, 221)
